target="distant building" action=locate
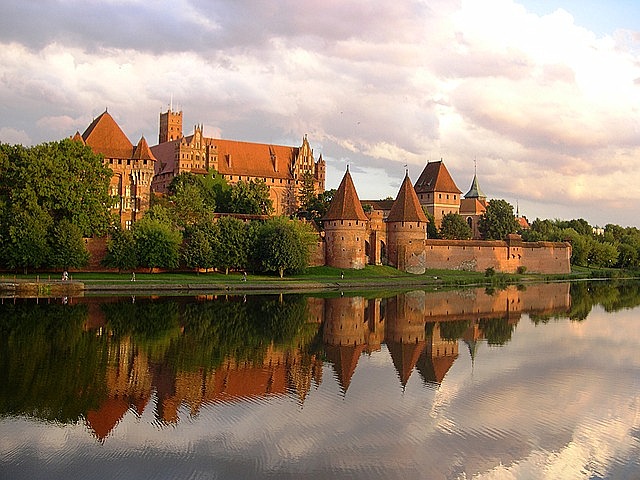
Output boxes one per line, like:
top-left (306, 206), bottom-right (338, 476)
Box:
top-left (73, 110), bottom-right (156, 229)
top-left (459, 172), bottom-right (487, 239)
top-left (414, 160), bottom-right (462, 228)
top-left (151, 108), bottom-right (325, 216)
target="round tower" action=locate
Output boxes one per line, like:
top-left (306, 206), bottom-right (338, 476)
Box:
top-left (323, 167), bottom-right (368, 269)
top-left (386, 173), bottom-right (428, 274)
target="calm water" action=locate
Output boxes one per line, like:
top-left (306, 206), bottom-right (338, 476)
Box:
top-left (1, 281), bottom-right (639, 480)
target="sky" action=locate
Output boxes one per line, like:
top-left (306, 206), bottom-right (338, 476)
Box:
top-left (0, 0), bottom-right (639, 228)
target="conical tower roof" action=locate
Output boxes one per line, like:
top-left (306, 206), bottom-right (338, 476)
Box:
top-left (323, 168), bottom-right (368, 221)
top-left (387, 173), bottom-right (429, 223)
top-left (132, 135), bottom-right (157, 161)
top-left (464, 173), bottom-right (486, 200)
top-left (82, 110), bottom-right (133, 159)
top-left (71, 131), bottom-right (85, 144)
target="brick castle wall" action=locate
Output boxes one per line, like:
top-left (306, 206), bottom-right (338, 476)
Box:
top-left (423, 238), bottom-right (571, 274)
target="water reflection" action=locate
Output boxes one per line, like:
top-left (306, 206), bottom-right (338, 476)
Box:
top-left (1, 281), bottom-right (639, 479)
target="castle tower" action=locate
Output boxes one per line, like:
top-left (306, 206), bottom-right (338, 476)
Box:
top-left (460, 171), bottom-right (488, 239)
top-left (323, 167), bottom-right (368, 269)
top-left (159, 108), bottom-right (183, 144)
top-left (414, 160), bottom-right (461, 228)
top-left (385, 173), bottom-right (428, 274)
top-left (315, 154), bottom-right (326, 194)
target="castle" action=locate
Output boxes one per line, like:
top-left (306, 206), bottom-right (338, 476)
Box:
top-left (150, 108), bottom-right (325, 216)
top-left (321, 166), bottom-right (571, 274)
top-left (74, 108), bottom-right (571, 275)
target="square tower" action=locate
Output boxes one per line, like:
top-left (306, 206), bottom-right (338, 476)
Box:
top-left (159, 109), bottom-right (183, 144)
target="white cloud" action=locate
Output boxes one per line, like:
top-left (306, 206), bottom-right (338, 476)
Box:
top-left (0, 0), bottom-right (639, 225)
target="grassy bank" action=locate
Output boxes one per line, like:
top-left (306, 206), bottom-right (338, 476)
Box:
top-left (3, 265), bottom-right (634, 296)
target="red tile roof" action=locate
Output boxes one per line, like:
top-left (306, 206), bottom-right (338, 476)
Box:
top-left (214, 138), bottom-right (297, 179)
top-left (82, 110), bottom-right (133, 159)
top-left (459, 198), bottom-right (486, 215)
top-left (386, 174), bottom-right (429, 223)
top-left (132, 136), bottom-right (157, 161)
top-left (323, 169), bottom-right (368, 221)
top-left (414, 160), bottom-right (461, 194)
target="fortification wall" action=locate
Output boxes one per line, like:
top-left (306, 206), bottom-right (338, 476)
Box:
top-left (423, 238), bottom-right (571, 274)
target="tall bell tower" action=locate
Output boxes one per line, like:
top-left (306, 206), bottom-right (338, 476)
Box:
top-left (159, 107), bottom-right (183, 144)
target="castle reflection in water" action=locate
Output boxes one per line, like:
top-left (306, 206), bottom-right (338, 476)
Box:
top-left (0, 284), bottom-right (571, 441)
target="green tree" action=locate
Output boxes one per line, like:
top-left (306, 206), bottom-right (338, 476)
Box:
top-left (478, 199), bottom-right (519, 240)
top-left (254, 217), bottom-right (316, 277)
top-left (182, 223), bottom-right (215, 272)
top-left (229, 179), bottom-right (274, 215)
top-left (439, 212), bottom-right (472, 240)
top-left (211, 216), bottom-right (249, 274)
top-left (133, 216), bottom-right (182, 272)
top-left (170, 181), bottom-right (212, 228)
top-left (424, 209), bottom-right (439, 239)
top-left (49, 219), bottom-right (90, 270)
top-left (103, 228), bottom-right (138, 272)
top-left (298, 172), bottom-right (317, 212)
top-left (561, 228), bottom-right (589, 266)
top-left (305, 188), bottom-right (336, 226)
top-left (587, 240), bottom-right (618, 268)
top-left (3, 205), bottom-right (52, 273)
top-left (0, 140), bottom-right (111, 237)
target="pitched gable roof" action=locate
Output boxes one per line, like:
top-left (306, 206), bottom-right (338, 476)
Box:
top-left (323, 168), bottom-right (368, 221)
top-left (214, 138), bottom-right (297, 179)
top-left (132, 136), bottom-right (157, 161)
top-left (414, 160), bottom-right (461, 194)
top-left (387, 174), bottom-right (429, 223)
top-left (82, 110), bottom-right (133, 159)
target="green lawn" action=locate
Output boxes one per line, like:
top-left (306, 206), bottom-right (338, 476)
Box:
top-left (0, 264), bottom-right (604, 289)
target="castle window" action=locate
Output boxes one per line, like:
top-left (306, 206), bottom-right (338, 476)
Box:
top-left (446, 194), bottom-right (449, 199)
top-left (454, 195), bottom-right (457, 200)
top-left (439, 194), bottom-right (442, 199)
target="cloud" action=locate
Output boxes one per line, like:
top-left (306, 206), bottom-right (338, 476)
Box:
top-left (0, 0), bottom-right (640, 225)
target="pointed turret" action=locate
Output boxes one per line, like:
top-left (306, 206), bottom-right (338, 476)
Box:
top-left (132, 136), bottom-right (157, 161)
top-left (323, 168), bottom-right (368, 269)
top-left (71, 131), bottom-right (85, 144)
top-left (385, 173), bottom-right (428, 273)
top-left (387, 173), bottom-right (428, 223)
top-left (464, 173), bottom-right (486, 200)
top-left (324, 167), bottom-right (368, 222)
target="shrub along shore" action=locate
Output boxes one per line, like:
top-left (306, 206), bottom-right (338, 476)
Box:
top-left (1, 265), bottom-right (637, 297)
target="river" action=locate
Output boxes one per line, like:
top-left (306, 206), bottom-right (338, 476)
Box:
top-left (0, 281), bottom-right (639, 479)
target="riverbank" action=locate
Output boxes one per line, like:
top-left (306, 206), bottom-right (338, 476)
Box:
top-left (1, 265), bottom-right (634, 297)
